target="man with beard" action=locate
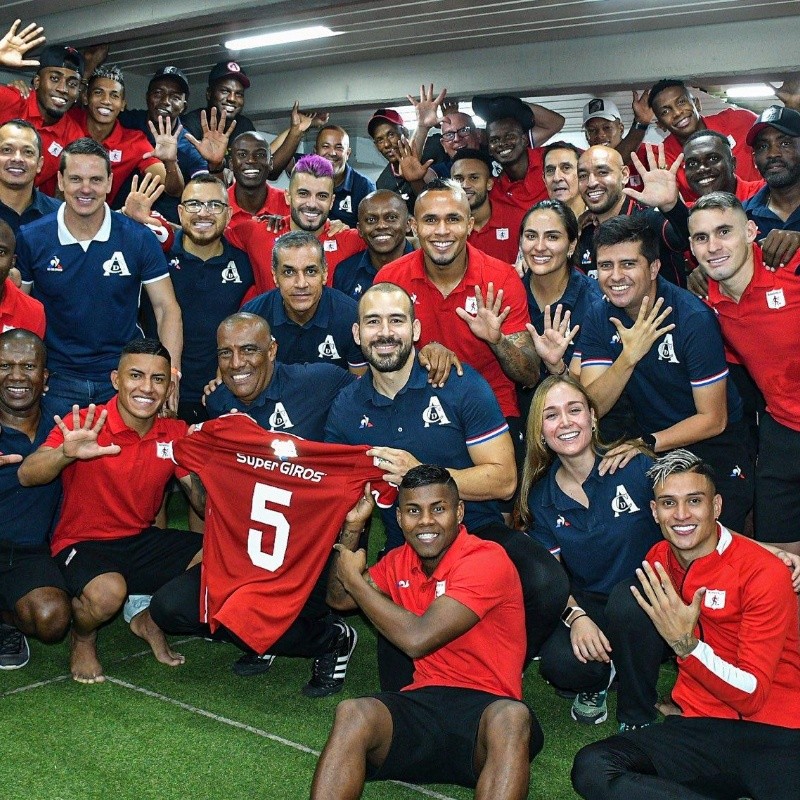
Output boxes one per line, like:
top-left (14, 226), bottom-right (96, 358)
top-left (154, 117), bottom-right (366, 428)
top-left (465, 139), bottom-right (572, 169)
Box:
top-left (226, 154), bottom-right (365, 294)
top-left (451, 149), bottom-right (522, 264)
top-left (333, 190), bottom-right (414, 301)
top-left (226, 131), bottom-right (289, 227)
top-left (314, 124), bottom-right (375, 228)
top-left (325, 283), bottom-right (568, 690)
top-left (141, 175), bottom-right (253, 424)
top-left (576, 144), bottom-right (690, 285)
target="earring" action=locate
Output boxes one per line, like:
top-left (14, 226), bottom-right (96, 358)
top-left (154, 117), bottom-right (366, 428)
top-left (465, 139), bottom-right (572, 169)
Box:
top-left (540, 435), bottom-right (546, 445)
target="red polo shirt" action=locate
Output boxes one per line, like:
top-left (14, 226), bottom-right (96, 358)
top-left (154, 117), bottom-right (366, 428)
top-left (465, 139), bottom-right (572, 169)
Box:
top-left (0, 279), bottom-right (45, 338)
top-left (0, 88), bottom-right (85, 196)
top-left (378, 244), bottom-right (531, 417)
top-left (225, 217), bottom-right (366, 294)
top-left (370, 525), bottom-right (525, 699)
top-left (639, 108), bottom-right (760, 203)
top-left (705, 244), bottom-right (800, 431)
top-left (489, 146), bottom-right (548, 213)
top-left (45, 396), bottom-right (188, 554)
top-left (468, 201), bottom-right (524, 265)
top-left (227, 183), bottom-right (289, 230)
top-left (68, 108), bottom-right (160, 204)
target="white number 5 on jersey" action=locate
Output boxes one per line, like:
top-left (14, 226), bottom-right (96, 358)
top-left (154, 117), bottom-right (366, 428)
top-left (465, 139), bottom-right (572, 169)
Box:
top-left (248, 482), bottom-right (292, 571)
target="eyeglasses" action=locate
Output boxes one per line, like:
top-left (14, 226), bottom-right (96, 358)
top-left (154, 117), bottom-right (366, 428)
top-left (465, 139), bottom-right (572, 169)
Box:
top-left (180, 199), bottom-right (229, 214)
top-left (441, 125), bottom-right (474, 142)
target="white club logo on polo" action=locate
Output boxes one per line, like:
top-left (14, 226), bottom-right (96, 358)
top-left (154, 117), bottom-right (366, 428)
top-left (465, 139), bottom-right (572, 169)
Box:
top-left (269, 402), bottom-right (294, 431)
top-left (611, 484), bottom-right (640, 517)
top-left (221, 261), bottom-right (242, 283)
top-left (48, 141), bottom-right (63, 157)
top-left (422, 396), bottom-right (450, 428)
top-left (338, 196), bottom-right (352, 213)
top-left (156, 441), bottom-right (173, 459)
top-left (657, 333), bottom-right (680, 363)
top-left (109, 150), bottom-right (122, 163)
top-left (704, 589), bottom-right (726, 610)
top-left (465, 296), bottom-right (478, 314)
top-left (496, 228), bottom-right (509, 240)
top-left (435, 580), bottom-right (446, 597)
top-left (766, 288), bottom-right (785, 309)
top-left (271, 438), bottom-right (297, 460)
top-left (397, 579), bottom-right (410, 588)
top-left (323, 240), bottom-right (338, 252)
top-left (102, 251), bottom-right (131, 277)
top-left (318, 335), bottom-right (340, 360)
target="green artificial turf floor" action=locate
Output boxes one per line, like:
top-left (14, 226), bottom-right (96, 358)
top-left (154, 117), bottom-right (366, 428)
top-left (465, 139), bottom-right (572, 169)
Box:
top-left (0, 494), bottom-right (677, 799)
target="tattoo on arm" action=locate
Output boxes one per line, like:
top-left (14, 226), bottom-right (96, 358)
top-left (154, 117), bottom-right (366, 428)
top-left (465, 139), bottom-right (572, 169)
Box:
top-left (491, 331), bottom-right (540, 384)
top-left (670, 633), bottom-right (699, 658)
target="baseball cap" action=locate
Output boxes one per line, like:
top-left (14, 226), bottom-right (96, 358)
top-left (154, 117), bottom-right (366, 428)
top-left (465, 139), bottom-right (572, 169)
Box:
top-left (368, 108), bottom-right (405, 137)
top-left (149, 66), bottom-right (190, 97)
top-left (471, 95), bottom-right (535, 131)
top-left (37, 44), bottom-right (84, 76)
top-left (583, 98), bottom-right (621, 124)
top-left (745, 105), bottom-right (800, 146)
top-left (208, 60), bottom-right (250, 89)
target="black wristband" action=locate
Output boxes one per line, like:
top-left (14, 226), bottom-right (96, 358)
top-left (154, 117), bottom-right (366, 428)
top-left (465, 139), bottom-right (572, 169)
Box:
top-left (641, 432), bottom-right (657, 450)
top-left (633, 121), bottom-right (650, 131)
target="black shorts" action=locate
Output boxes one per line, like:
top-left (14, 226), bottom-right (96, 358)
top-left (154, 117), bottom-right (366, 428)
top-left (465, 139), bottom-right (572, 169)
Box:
top-left (367, 686), bottom-right (537, 788)
top-left (0, 542), bottom-right (67, 611)
top-left (55, 527), bottom-right (201, 597)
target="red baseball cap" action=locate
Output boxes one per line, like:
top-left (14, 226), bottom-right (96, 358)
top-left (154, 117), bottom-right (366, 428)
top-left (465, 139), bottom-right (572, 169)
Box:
top-left (368, 108), bottom-right (404, 137)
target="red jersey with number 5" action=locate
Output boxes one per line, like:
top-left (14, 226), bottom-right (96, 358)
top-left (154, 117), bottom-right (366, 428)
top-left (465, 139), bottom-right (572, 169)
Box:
top-left (171, 414), bottom-right (395, 653)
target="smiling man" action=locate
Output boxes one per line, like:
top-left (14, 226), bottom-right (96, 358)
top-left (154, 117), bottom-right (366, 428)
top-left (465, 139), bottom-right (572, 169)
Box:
top-left (572, 449), bottom-right (800, 800)
top-left (17, 338), bottom-right (204, 684)
top-left (682, 130), bottom-right (763, 202)
top-left (15, 138), bottom-right (183, 417)
top-left (227, 131), bottom-right (288, 226)
top-left (312, 464), bottom-right (543, 800)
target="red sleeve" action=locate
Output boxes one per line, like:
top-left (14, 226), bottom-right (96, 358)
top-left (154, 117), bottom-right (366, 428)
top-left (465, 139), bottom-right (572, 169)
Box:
top-left (368, 552), bottom-right (391, 595)
top-left (0, 86), bottom-right (27, 123)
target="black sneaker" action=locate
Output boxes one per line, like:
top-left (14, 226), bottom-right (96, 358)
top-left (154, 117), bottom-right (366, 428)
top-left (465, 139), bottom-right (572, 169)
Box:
top-left (302, 620), bottom-right (358, 698)
top-left (231, 652), bottom-right (276, 676)
top-left (0, 623), bottom-right (30, 670)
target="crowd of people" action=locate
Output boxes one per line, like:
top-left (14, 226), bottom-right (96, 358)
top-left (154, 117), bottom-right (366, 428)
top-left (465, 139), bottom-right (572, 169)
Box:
top-left (1, 16), bottom-right (800, 800)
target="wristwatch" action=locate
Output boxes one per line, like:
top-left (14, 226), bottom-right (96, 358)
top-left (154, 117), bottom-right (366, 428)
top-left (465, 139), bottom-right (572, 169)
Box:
top-left (561, 605), bottom-right (585, 628)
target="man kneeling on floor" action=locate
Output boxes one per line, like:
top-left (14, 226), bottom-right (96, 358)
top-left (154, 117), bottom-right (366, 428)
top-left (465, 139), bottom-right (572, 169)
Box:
top-left (311, 465), bottom-right (542, 799)
top-left (18, 338), bottom-right (203, 683)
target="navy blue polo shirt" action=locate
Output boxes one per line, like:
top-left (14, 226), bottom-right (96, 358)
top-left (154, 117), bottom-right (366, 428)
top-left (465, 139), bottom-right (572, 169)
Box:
top-left (206, 361), bottom-right (355, 440)
top-left (0, 414), bottom-right (62, 547)
top-left (241, 286), bottom-right (364, 371)
top-left (325, 358), bottom-right (509, 550)
top-left (0, 190), bottom-right (61, 234)
top-left (141, 231), bottom-right (254, 405)
top-left (16, 206), bottom-right (170, 381)
top-left (525, 267), bottom-right (603, 378)
top-left (333, 241), bottom-right (415, 301)
top-left (117, 109), bottom-right (208, 222)
top-left (527, 454), bottom-right (660, 596)
top-left (744, 185), bottom-right (800, 238)
top-left (329, 165), bottom-right (376, 228)
top-left (577, 276), bottom-right (743, 435)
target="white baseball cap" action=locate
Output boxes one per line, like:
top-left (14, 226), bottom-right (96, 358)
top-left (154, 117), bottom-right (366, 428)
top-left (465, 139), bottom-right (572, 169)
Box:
top-left (583, 98), bottom-right (622, 124)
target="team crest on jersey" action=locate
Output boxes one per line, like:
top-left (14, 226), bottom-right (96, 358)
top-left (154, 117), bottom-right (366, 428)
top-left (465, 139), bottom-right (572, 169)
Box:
top-left (109, 149), bottom-right (122, 163)
top-left (397, 579), bottom-right (410, 588)
top-left (610, 332), bottom-right (620, 345)
top-left (318, 335), bottom-right (340, 360)
top-left (360, 415), bottom-right (373, 428)
top-left (170, 257), bottom-right (181, 269)
top-left (730, 465), bottom-right (745, 479)
top-left (410, 293), bottom-right (418, 305)
top-left (47, 255), bottom-right (63, 272)
top-left (496, 228), bottom-right (509, 240)
top-left (422, 396), bottom-right (451, 428)
top-left (48, 141), bottom-right (63, 157)
top-left (353, 283), bottom-right (363, 296)
top-left (221, 261), bottom-right (242, 283)
top-left (704, 589), bottom-right (726, 610)
top-left (435, 580), bottom-right (447, 597)
top-left (611, 484), bottom-right (640, 517)
top-left (338, 195), bottom-right (352, 213)
top-left (102, 251), bottom-right (131, 277)
top-left (556, 514), bottom-right (570, 528)
top-left (323, 240), bottom-right (338, 252)
top-left (156, 441), bottom-right (173, 459)
top-left (657, 333), bottom-right (680, 363)
top-left (766, 288), bottom-right (785, 309)
top-left (464, 296), bottom-right (478, 314)
top-left (271, 438), bottom-right (298, 460)
top-left (269, 402), bottom-right (294, 431)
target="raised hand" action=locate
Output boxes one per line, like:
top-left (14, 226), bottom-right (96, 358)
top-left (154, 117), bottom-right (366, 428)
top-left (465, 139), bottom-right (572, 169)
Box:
top-left (631, 89), bottom-right (653, 126)
top-left (290, 101), bottom-right (330, 132)
top-left (455, 283), bottom-right (510, 345)
top-left (527, 303), bottom-right (579, 372)
top-left (613, 295), bottom-right (674, 368)
top-left (56, 404), bottom-right (122, 461)
top-left (624, 143), bottom-right (682, 211)
top-left (146, 115), bottom-right (180, 165)
top-left (122, 172), bottom-right (165, 224)
top-left (397, 135), bottom-right (433, 183)
top-left (185, 108), bottom-right (236, 167)
top-left (407, 83), bottom-right (447, 128)
top-left (0, 19), bottom-right (45, 69)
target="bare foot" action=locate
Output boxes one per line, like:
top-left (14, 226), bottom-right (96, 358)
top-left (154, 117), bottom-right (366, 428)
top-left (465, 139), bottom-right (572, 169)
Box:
top-left (129, 609), bottom-right (185, 666)
top-left (70, 629), bottom-right (105, 684)
top-left (656, 696), bottom-right (683, 717)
